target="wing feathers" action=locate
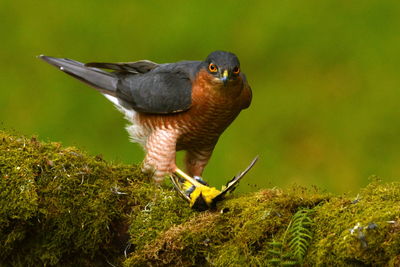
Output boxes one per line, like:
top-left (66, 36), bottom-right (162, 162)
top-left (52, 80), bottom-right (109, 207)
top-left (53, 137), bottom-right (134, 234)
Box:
top-left (117, 71), bottom-right (192, 113)
top-left (39, 55), bottom-right (194, 114)
top-left (39, 55), bottom-right (118, 96)
top-left (214, 156), bottom-right (259, 201)
top-left (85, 60), bottom-right (159, 74)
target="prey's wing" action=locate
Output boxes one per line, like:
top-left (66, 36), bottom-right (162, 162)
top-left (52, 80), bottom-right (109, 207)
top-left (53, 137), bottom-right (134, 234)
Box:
top-left (214, 156), bottom-right (259, 202)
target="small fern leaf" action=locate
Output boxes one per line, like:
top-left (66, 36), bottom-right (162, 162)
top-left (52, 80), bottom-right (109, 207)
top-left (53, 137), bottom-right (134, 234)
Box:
top-left (285, 208), bottom-right (315, 262)
top-left (269, 241), bottom-right (283, 247)
top-left (268, 249), bottom-right (282, 256)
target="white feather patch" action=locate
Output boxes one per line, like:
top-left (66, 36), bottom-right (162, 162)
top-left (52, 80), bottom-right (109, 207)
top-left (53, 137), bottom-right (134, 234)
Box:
top-left (103, 94), bottom-right (149, 147)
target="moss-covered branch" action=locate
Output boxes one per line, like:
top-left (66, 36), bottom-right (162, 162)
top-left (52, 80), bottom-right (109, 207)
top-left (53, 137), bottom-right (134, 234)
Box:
top-left (1, 130), bottom-right (399, 266)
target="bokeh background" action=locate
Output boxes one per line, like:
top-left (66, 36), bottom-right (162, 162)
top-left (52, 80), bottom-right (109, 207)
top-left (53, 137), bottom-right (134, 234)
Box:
top-left (1, 0), bottom-right (399, 193)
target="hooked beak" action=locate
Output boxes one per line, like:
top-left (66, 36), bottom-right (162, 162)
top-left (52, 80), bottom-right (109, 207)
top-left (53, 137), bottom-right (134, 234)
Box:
top-left (220, 69), bottom-right (229, 85)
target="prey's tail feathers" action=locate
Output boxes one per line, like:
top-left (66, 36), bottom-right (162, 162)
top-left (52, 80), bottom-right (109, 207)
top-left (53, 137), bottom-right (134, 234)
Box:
top-left (38, 55), bottom-right (118, 96)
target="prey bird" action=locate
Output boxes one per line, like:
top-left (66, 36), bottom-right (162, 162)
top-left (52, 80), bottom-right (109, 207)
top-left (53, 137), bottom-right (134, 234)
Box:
top-left (39, 51), bottom-right (256, 210)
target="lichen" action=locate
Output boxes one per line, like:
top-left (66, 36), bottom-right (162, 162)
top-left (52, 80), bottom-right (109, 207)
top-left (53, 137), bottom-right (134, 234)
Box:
top-left (1, 130), bottom-right (399, 266)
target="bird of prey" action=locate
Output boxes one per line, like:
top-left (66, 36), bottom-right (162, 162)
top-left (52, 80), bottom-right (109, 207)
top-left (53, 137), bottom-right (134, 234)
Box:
top-left (39, 51), bottom-right (256, 210)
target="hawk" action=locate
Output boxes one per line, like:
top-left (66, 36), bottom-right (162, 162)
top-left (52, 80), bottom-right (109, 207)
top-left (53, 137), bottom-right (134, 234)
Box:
top-left (40, 51), bottom-right (255, 210)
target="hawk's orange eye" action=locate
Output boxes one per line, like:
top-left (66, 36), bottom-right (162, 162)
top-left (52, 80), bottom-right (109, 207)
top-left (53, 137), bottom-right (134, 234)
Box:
top-left (208, 63), bottom-right (218, 73)
top-left (233, 66), bottom-right (240, 75)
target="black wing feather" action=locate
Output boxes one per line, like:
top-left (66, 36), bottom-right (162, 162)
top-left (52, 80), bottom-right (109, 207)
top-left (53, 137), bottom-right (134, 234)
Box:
top-left (214, 156), bottom-right (259, 202)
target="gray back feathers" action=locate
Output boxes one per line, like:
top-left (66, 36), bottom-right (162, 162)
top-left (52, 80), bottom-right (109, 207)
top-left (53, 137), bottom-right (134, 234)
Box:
top-left (39, 55), bottom-right (200, 114)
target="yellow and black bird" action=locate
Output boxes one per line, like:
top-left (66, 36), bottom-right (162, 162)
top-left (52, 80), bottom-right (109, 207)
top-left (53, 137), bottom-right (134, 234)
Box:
top-left (39, 51), bottom-right (257, 210)
top-left (171, 157), bottom-right (258, 210)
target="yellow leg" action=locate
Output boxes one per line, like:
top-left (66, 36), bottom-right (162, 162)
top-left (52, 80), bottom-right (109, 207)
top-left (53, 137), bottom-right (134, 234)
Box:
top-left (174, 167), bottom-right (204, 188)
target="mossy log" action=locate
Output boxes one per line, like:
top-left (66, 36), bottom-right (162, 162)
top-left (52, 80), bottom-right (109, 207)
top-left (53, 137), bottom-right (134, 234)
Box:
top-left (1, 130), bottom-right (399, 266)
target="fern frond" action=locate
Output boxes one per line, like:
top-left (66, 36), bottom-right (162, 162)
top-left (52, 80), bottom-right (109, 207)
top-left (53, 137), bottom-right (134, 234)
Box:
top-left (285, 208), bottom-right (315, 262)
top-left (266, 209), bottom-right (315, 265)
top-left (281, 260), bottom-right (298, 266)
top-left (268, 258), bottom-right (282, 264)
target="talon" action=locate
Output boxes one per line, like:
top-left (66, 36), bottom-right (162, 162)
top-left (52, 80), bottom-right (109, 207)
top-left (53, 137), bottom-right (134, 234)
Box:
top-left (194, 176), bottom-right (209, 186)
top-left (185, 185), bottom-right (196, 196)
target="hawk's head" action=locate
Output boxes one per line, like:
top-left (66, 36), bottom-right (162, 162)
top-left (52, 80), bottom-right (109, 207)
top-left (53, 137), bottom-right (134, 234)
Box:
top-left (203, 51), bottom-right (241, 86)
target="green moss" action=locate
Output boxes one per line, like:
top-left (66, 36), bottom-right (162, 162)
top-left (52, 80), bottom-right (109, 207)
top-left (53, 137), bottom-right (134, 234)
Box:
top-left (306, 179), bottom-right (400, 266)
top-left (1, 130), bottom-right (399, 266)
top-left (126, 187), bottom-right (328, 266)
top-left (0, 130), bottom-right (149, 266)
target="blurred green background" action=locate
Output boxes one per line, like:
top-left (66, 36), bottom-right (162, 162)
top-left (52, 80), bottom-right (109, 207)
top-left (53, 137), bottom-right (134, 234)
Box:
top-left (1, 0), bottom-right (399, 193)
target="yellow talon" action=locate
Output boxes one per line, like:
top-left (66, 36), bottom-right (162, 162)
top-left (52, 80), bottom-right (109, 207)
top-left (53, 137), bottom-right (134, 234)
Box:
top-left (175, 168), bottom-right (203, 188)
